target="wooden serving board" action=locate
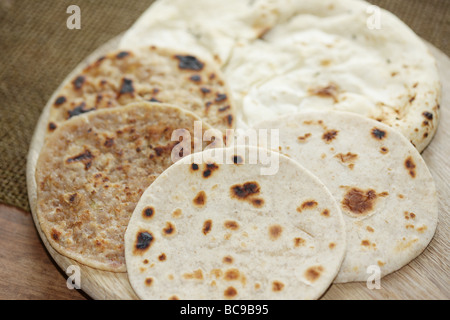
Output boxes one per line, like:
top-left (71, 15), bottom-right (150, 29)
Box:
top-left (26, 36), bottom-right (450, 300)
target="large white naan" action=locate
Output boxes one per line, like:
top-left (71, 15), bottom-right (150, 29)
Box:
top-left (121, 0), bottom-right (441, 152)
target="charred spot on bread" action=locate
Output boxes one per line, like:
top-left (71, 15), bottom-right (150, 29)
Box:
top-left (66, 149), bottom-right (94, 170)
top-left (158, 253), bottom-right (167, 261)
top-left (269, 224), bottom-right (283, 240)
top-left (72, 75), bottom-right (85, 90)
top-left (224, 286), bottom-right (237, 298)
top-left (202, 163), bottom-right (219, 178)
top-left (219, 105), bottom-right (231, 112)
top-left (54, 96), bottom-right (67, 106)
top-left (193, 191), bottom-right (207, 207)
top-left (189, 75), bottom-right (201, 82)
top-left (215, 93), bottom-right (228, 102)
top-left (116, 51), bottom-right (130, 59)
top-left (341, 188), bottom-right (379, 215)
top-left (51, 228), bottom-right (61, 241)
top-left (68, 102), bottom-right (95, 119)
top-left (48, 122), bottom-right (57, 131)
top-left (119, 78), bottom-right (135, 95)
top-left (232, 155), bottom-right (243, 164)
top-left (322, 130), bottom-right (338, 143)
top-left (251, 198), bottom-right (264, 207)
top-left (404, 156), bottom-right (416, 178)
top-left (371, 128), bottom-right (387, 140)
top-left (308, 84), bottom-right (339, 102)
top-left (305, 266), bottom-right (324, 282)
top-left (272, 281), bottom-right (284, 292)
top-left (202, 220), bottom-right (212, 235)
top-left (422, 112), bottom-right (433, 120)
top-left (223, 256), bottom-right (234, 264)
top-left (104, 137), bottom-right (114, 148)
top-left (145, 277), bottom-right (153, 286)
top-left (231, 182), bottom-right (260, 199)
top-left (134, 231), bottom-right (154, 254)
top-left (224, 269), bottom-right (240, 281)
top-left (163, 222), bottom-right (176, 236)
top-left (200, 87), bottom-right (211, 94)
top-left (174, 55), bottom-right (204, 71)
top-left (224, 220), bottom-right (239, 230)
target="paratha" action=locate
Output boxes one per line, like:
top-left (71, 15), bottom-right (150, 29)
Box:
top-left (35, 102), bottom-right (213, 272)
top-left (253, 111), bottom-right (438, 283)
top-left (121, 0), bottom-right (441, 152)
top-left (125, 146), bottom-right (347, 299)
top-left (46, 46), bottom-right (235, 135)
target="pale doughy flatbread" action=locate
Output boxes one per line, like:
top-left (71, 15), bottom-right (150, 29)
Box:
top-left (253, 111), bottom-right (438, 283)
top-left (125, 146), bottom-right (346, 299)
top-left (121, 0), bottom-right (441, 152)
top-left (119, 0), bottom-right (283, 65)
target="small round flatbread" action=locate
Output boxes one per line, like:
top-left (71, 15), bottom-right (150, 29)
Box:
top-left (253, 111), bottom-right (438, 283)
top-left (46, 46), bottom-right (235, 135)
top-left (125, 146), bottom-right (346, 300)
top-left (35, 102), bottom-right (213, 272)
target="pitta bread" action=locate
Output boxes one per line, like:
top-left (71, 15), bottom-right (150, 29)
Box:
top-left (35, 102), bottom-right (212, 272)
top-left (253, 111), bottom-right (438, 283)
top-left (125, 146), bottom-right (346, 299)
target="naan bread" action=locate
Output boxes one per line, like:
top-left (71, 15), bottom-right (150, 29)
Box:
top-left (119, 0), bottom-right (283, 65)
top-left (122, 0), bottom-right (441, 152)
top-left (125, 146), bottom-right (346, 299)
top-left (231, 1), bottom-right (441, 152)
top-left (253, 111), bottom-right (438, 283)
top-left (36, 102), bottom-right (213, 272)
top-left (46, 46), bottom-right (235, 134)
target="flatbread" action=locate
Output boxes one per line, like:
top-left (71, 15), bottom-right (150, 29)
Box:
top-left (119, 0), bottom-right (283, 66)
top-left (125, 146), bottom-right (346, 300)
top-left (231, 1), bottom-right (441, 152)
top-left (35, 102), bottom-right (214, 272)
top-left (46, 46), bottom-right (235, 134)
top-left (253, 111), bottom-right (438, 283)
top-left (122, 0), bottom-right (441, 152)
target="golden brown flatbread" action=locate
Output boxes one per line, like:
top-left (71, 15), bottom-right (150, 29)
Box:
top-left (36, 102), bottom-right (213, 272)
top-left (46, 46), bottom-right (235, 136)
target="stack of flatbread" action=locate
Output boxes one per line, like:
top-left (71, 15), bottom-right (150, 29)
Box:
top-left (27, 0), bottom-right (441, 300)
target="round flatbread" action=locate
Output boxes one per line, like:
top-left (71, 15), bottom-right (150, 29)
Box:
top-left (122, 0), bottom-right (441, 152)
top-left (253, 111), bottom-right (438, 283)
top-left (125, 146), bottom-right (346, 300)
top-left (46, 46), bottom-right (235, 135)
top-left (35, 102), bottom-right (213, 272)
